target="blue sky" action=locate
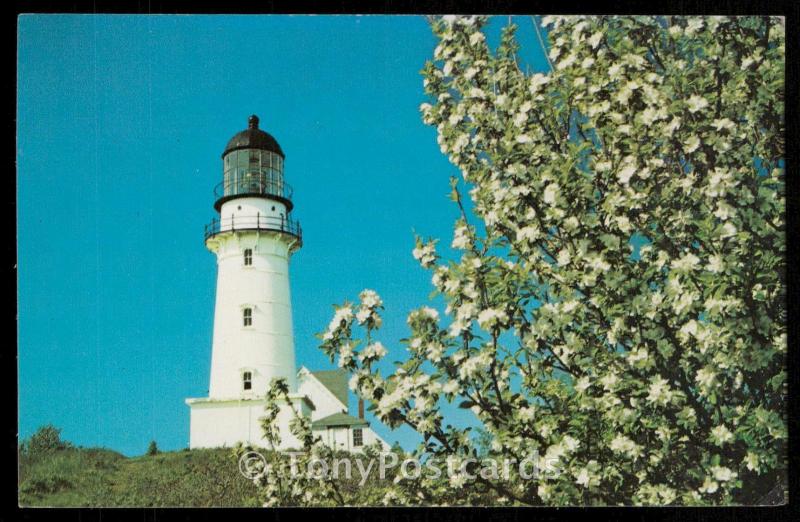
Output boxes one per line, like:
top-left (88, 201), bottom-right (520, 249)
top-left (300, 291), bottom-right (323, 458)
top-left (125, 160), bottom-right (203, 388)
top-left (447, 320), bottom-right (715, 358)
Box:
top-left (18, 15), bottom-right (549, 456)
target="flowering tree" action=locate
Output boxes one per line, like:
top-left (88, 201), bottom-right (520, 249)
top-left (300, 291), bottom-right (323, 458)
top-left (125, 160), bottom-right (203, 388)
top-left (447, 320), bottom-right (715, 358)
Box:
top-left (243, 379), bottom-right (341, 506)
top-left (262, 15), bottom-right (786, 506)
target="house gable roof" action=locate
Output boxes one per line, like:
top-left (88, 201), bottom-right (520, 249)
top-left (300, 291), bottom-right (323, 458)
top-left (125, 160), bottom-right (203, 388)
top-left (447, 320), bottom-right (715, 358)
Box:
top-left (312, 412), bottom-right (369, 429)
top-left (309, 369), bottom-right (349, 407)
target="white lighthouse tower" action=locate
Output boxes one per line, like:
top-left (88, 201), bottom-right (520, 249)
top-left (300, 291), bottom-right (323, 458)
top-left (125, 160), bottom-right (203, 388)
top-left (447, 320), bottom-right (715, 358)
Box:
top-left (186, 115), bottom-right (314, 449)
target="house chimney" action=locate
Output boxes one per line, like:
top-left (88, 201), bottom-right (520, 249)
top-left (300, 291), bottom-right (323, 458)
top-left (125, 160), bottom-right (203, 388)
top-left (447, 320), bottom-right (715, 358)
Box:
top-left (358, 398), bottom-right (365, 419)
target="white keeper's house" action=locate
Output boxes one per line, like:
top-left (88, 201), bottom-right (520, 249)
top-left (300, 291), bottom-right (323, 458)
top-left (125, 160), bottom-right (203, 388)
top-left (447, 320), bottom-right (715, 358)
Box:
top-left (186, 115), bottom-right (388, 453)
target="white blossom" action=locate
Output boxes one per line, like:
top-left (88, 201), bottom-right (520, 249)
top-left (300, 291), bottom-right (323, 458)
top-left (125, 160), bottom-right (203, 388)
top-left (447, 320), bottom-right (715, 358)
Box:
top-left (710, 425), bottom-right (734, 446)
top-left (477, 308), bottom-right (508, 330)
top-left (686, 95), bottom-right (709, 113)
top-left (699, 477), bottom-right (719, 494)
top-left (588, 31), bottom-right (603, 48)
top-left (684, 135), bottom-right (701, 153)
top-left (618, 164), bottom-right (636, 185)
top-left (529, 73), bottom-right (550, 93)
top-left (646, 376), bottom-right (674, 405)
top-left (685, 18), bottom-right (704, 35)
top-left (543, 183), bottom-right (559, 204)
top-left (451, 225), bottom-right (470, 249)
top-left (711, 466), bottom-right (736, 482)
top-left (412, 242), bottom-right (437, 268)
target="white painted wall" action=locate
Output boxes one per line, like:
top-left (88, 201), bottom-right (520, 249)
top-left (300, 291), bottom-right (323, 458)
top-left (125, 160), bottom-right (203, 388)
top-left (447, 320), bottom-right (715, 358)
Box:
top-left (219, 196), bottom-right (288, 229)
top-left (297, 368), bottom-right (348, 421)
top-left (187, 395), bottom-right (312, 450)
top-left (315, 426), bottom-right (352, 451)
top-left (311, 425), bottom-right (390, 453)
top-left (206, 201), bottom-right (301, 398)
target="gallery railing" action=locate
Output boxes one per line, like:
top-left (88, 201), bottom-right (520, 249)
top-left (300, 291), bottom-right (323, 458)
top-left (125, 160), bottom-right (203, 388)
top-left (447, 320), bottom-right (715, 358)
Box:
top-left (204, 214), bottom-right (302, 242)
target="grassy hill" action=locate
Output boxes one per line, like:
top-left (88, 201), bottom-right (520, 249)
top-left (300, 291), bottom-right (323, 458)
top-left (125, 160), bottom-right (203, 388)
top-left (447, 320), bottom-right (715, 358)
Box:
top-left (18, 426), bottom-right (404, 507)
top-left (19, 446), bottom-right (262, 507)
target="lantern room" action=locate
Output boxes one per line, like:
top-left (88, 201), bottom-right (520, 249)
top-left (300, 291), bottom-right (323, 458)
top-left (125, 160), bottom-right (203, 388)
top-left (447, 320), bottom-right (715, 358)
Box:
top-left (214, 114), bottom-right (293, 212)
top-left (205, 114), bottom-right (301, 245)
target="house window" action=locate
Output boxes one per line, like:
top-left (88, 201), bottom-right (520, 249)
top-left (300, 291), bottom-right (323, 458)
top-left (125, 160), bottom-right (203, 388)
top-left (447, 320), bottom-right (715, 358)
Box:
top-left (243, 307), bottom-right (252, 327)
top-left (243, 248), bottom-right (252, 266)
top-left (243, 371), bottom-right (252, 391)
top-left (353, 428), bottom-right (363, 447)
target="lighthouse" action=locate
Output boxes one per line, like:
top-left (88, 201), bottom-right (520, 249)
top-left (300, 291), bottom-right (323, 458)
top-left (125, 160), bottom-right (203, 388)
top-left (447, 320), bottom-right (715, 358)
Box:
top-left (186, 115), bottom-right (389, 452)
top-left (186, 115), bottom-right (313, 449)
top-left (206, 114), bottom-right (301, 396)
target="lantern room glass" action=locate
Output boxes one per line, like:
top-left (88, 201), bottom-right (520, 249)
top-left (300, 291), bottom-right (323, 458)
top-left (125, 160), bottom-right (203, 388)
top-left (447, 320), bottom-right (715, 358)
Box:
top-left (222, 149), bottom-right (284, 198)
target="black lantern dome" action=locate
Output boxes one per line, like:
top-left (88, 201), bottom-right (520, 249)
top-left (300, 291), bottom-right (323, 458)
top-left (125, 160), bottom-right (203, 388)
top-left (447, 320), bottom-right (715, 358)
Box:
top-left (222, 115), bottom-right (284, 158)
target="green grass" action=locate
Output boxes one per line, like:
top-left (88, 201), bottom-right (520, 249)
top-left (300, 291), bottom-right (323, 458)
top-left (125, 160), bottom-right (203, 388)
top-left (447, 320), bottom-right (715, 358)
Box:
top-left (19, 447), bottom-right (262, 507)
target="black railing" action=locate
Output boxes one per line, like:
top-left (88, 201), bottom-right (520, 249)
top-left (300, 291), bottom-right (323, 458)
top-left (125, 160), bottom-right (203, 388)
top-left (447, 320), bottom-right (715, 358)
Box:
top-left (214, 176), bottom-right (293, 202)
top-left (204, 214), bottom-right (302, 243)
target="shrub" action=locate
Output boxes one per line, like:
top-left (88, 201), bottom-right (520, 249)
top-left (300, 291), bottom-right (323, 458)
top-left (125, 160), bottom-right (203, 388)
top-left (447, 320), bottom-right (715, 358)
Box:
top-left (19, 424), bottom-right (71, 462)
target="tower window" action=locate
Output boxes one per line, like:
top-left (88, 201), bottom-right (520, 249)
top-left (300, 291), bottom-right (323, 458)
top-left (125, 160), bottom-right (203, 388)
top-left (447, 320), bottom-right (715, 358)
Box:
top-left (353, 428), bottom-right (363, 447)
top-left (243, 248), bottom-right (252, 266)
top-left (243, 307), bottom-right (252, 327)
top-left (243, 371), bottom-right (252, 391)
